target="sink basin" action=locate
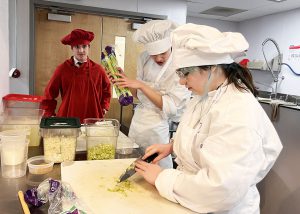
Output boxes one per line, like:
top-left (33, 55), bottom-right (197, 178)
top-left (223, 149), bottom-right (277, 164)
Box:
top-left (257, 97), bottom-right (271, 102)
top-left (257, 97), bottom-right (297, 106)
top-left (257, 90), bottom-right (299, 106)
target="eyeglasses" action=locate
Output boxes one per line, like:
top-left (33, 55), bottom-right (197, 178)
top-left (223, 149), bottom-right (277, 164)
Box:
top-left (176, 65), bottom-right (215, 78)
top-left (176, 66), bottom-right (199, 78)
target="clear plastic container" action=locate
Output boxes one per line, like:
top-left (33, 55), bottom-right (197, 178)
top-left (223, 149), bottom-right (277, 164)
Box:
top-left (84, 118), bottom-right (120, 160)
top-left (27, 156), bottom-right (54, 175)
top-left (2, 94), bottom-right (44, 110)
top-left (0, 132), bottom-right (28, 178)
top-left (0, 109), bottom-right (44, 146)
top-left (40, 117), bottom-right (81, 163)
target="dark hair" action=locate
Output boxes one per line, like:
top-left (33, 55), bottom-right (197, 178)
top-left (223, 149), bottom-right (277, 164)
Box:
top-left (199, 63), bottom-right (258, 97)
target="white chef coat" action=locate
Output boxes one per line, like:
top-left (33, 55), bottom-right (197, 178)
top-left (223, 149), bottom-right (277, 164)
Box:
top-left (129, 51), bottom-right (191, 168)
top-left (155, 83), bottom-right (282, 213)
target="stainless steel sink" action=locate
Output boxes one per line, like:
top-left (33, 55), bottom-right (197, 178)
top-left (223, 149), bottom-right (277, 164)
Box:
top-left (257, 91), bottom-right (299, 106)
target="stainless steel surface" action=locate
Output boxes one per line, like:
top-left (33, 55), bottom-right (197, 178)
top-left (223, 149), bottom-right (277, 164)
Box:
top-left (0, 145), bottom-right (142, 213)
top-left (258, 103), bottom-right (300, 214)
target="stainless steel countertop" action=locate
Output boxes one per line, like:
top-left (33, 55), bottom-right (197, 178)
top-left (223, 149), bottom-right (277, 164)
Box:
top-left (0, 146), bottom-right (142, 214)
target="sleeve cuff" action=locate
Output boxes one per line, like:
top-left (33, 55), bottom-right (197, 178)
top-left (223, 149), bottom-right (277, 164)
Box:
top-left (155, 169), bottom-right (182, 203)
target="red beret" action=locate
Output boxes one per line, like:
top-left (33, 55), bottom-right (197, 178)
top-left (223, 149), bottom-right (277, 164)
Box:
top-left (61, 29), bottom-right (94, 46)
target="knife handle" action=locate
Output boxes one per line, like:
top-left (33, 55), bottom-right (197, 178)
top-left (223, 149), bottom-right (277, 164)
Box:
top-left (144, 153), bottom-right (158, 163)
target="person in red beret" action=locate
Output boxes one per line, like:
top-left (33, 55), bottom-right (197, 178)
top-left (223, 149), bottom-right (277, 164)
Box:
top-left (42, 29), bottom-right (111, 123)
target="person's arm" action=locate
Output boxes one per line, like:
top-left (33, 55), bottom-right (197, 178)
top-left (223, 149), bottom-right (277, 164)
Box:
top-left (160, 74), bottom-right (191, 119)
top-left (139, 82), bottom-right (163, 109)
top-left (41, 67), bottom-right (61, 117)
top-left (113, 72), bottom-right (163, 109)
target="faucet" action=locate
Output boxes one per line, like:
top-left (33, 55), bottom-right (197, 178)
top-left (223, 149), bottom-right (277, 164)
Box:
top-left (262, 38), bottom-right (283, 100)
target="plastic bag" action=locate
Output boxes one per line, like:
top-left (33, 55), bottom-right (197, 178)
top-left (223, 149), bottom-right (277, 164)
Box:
top-left (24, 178), bottom-right (91, 214)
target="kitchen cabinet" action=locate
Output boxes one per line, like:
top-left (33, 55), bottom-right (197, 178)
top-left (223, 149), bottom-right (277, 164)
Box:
top-left (258, 102), bottom-right (300, 214)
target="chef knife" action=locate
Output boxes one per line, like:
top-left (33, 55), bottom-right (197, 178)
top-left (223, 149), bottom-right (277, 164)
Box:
top-left (118, 153), bottom-right (158, 182)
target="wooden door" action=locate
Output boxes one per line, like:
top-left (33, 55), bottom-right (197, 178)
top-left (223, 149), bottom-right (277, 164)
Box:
top-left (34, 8), bottom-right (103, 100)
top-left (34, 9), bottom-right (143, 131)
top-left (101, 16), bottom-right (144, 131)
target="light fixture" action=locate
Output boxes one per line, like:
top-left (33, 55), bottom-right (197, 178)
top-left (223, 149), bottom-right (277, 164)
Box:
top-left (267, 0), bottom-right (287, 3)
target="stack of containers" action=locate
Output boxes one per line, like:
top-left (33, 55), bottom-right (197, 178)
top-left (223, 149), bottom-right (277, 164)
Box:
top-left (84, 118), bottom-right (120, 160)
top-left (40, 117), bottom-right (81, 163)
top-left (2, 94), bottom-right (44, 109)
top-left (0, 94), bottom-right (44, 147)
top-left (0, 130), bottom-right (29, 178)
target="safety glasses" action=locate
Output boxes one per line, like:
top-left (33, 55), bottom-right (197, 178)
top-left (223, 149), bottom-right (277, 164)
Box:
top-left (176, 65), bottom-right (216, 79)
top-left (176, 66), bottom-right (199, 78)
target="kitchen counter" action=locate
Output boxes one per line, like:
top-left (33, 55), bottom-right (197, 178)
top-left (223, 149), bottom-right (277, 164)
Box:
top-left (0, 145), bottom-right (142, 214)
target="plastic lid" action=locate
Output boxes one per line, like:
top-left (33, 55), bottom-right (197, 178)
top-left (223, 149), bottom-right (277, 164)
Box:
top-left (40, 117), bottom-right (81, 129)
top-left (2, 94), bottom-right (44, 102)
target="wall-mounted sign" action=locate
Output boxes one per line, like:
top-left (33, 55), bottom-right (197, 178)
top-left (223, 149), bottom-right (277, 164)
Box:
top-left (288, 45), bottom-right (300, 62)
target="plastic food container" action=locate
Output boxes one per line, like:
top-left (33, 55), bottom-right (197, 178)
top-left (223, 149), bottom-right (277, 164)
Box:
top-left (27, 156), bottom-right (54, 175)
top-left (40, 117), bottom-right (81, 163)
top-left (0, 109), bottom-right (44, 147)
top-left (2, 94), bottom-right (44, 110)
top-left (84, 118), bottom-right (120, 160)
top-left (0, 132), bottom-right (28, 178)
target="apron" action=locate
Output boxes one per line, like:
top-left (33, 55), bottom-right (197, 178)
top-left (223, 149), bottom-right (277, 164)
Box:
top-left (129, 55), bottom-right (173, 168)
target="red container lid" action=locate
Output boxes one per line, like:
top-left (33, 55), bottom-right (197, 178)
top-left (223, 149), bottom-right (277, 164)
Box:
top-left (2, 94), bottom-right (44, 103)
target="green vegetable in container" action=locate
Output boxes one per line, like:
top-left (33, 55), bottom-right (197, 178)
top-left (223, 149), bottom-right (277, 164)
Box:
top-left (101, 46), bottom-right (133, 106)
top-left (87, 144), bottom-right (116, 160)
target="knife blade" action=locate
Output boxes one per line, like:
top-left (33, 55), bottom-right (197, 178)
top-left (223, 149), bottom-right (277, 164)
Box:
top-left (118, 153), bottom-right (158, 182)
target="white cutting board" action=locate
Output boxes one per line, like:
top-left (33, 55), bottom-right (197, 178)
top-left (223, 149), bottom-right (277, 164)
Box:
top-left (61, 159), bottom-right (196, 214)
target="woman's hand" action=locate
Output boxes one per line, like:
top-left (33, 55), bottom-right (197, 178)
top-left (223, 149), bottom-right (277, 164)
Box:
top-left (135, 161), bottom-right (163, 185)
top-left (107, 67), bottom-right (127, 83)
top-left (113, 72), bottom-right (144, 89)
top-left (142, 143), bottom-right (173, 164)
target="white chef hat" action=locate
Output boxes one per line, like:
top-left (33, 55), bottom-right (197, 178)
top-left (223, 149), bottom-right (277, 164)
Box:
top-left (133, 20), bottom-right (178, 55)
top-left (171, 24), bottom-right (249, 69)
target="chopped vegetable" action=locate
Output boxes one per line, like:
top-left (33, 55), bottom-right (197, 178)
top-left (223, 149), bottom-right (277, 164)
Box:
top-left (101, 45), bottom-right (133, 106)
top-left (43, 136), bottom-right (76, 163)
top-left (107, 179), bottom-right (134, 197)
top-left (87, 143), bottom-right (116, 160)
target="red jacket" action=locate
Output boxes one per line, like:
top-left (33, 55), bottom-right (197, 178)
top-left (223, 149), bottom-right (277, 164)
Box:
top-left (42, 57), bottom-right (111, 123)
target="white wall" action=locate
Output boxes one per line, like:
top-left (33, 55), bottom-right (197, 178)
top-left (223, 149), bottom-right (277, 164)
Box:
top-left (187, 16), bottom-right (238, 32)
top-left (238, 8), bottom-right (300, 96)
top-left (188, 10), bottom-right (300, 97)
top-left (42, 0), bottom-right (187, 24)
top-left (10, 0), bottom-right (30, 94)
top-left (0, 0), bottom-right (9, 112)
top-left (139, 0), bottom-right (186, 24)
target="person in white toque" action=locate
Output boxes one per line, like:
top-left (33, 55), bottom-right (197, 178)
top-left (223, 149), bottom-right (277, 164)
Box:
top-left (112, 20), bottom-right (191, 169)
top-left (135, 24), bottom-right (283, 214)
